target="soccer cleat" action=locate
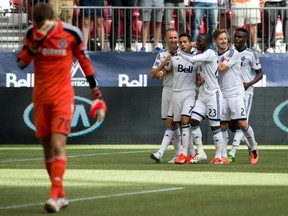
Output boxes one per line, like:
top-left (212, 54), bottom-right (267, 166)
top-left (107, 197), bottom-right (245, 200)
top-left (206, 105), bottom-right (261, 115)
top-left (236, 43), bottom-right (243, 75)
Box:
top-left (221, 156), bottom-right (229, 164)
top-left (168, 156), bottom-right (178, 164)
top-left (150, 151), bottom-right (162, 163)
top-left (191, 152), bottom-right (207, 164)
top-left (249, 148), bottom-right (259, 164)
top-left (227, 154), bottom-right (235, 163)
top-left (185, 154), bottom-right (198, 164)
top-left (175, 153), bottom-right (187, 164)
top-left (57, 197), bottom-right (69, 209)
top-left (44, 198), bottom-right (60, 213)
top-left (209, 158), bottom-right (223, 165)
top-left (185, 154), bottom-right (193, 164)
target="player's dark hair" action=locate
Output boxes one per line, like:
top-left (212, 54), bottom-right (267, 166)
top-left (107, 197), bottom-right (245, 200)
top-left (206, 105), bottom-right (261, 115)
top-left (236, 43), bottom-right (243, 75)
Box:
top-left (236, 27), bottom-right (248, 34)
top-left (196, 34), bottom-right (210, 52)
top-left (198, 33), bottom-right (211, 45)
top-left (33, 2), bottom-right (54, 23)
top-left (235, 27), bottom-right (249, 39)
top-left (179, 33), bottom-right (192, 42)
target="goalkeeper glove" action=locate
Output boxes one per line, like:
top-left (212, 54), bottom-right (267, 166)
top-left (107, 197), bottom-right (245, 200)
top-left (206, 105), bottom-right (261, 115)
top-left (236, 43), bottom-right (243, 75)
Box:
top-left (89, 88), bottom-right (107, 121)
top-left (29, 20), bottom-right (55, 53)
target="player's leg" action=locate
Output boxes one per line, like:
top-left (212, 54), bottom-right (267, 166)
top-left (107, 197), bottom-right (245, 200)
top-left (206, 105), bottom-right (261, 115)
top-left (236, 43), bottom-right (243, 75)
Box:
top-left (189, 99), bottom-right (207, 164)
top-left (241, 92), bottom-right (253, 149)
top-left (209, 91), bottom-right (225, 164)
top-left (175, 91), bottom-right (195, 164)
top-left (175, 116), bottom-right (191, 164)
top-left (151, 117), bottom-right (175, 162)
top-left (227, 120), bottom-right (242, 162)
top-left (220, 97), bottom-right (230, 161)
top-left (231, 95), bottom-right (258, 164)
top-left (151, 87), bottom-right (173, 162)
top-left (220, 121), bottom-right (229, 160)
top-left (209, 124), bottom-right (224, 164)
top-left (186, 135), bottom-right (196, 164)
top-left (48, 133), bottom-right (67, 199)
top-left (238, 120), bottom-right (259, 164)
top-left (43, 101), bottom-right (72, 212)
top-left (41, 136), bottom-right (53, 176)
top-left (171, 123), bottom-right (182, 157)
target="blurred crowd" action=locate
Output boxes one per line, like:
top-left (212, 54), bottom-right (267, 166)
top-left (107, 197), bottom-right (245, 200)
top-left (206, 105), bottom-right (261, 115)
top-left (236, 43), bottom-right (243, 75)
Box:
top-left (8, 0), bottom-right (288, 53)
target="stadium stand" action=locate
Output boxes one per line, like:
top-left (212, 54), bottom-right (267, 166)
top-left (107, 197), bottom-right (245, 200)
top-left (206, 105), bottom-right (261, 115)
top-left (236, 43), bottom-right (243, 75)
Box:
top-left (0, 0), bottom-right (286, 52)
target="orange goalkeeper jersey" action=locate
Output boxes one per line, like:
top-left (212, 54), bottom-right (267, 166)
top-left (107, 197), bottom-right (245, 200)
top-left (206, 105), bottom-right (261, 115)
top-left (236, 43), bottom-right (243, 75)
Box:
top-left (18, 20), bottom-right (94, 103)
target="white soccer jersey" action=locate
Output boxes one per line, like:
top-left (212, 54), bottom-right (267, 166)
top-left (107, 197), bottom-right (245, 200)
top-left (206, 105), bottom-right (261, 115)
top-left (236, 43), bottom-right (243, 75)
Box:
top-left (166, 50), bottom-right (199, 91)
top-left (180, 49), bottom-right (220, 98)
top-left (152, 48), bottom-right (175, 89)
top-left (217, 48), bottom-right (245, 98)
top-left (165, 49), bottom-right (199, 121)
top-left (238, 47), bottom-right (262, 95)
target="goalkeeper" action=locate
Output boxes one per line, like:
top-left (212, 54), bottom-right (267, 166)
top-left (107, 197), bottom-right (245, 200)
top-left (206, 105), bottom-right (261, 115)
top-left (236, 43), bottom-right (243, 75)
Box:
top-left (16, 2), bottom-right (106, 213)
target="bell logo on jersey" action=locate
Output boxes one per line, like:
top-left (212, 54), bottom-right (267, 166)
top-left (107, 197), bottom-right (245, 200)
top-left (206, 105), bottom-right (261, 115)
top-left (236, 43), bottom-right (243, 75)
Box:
top-left (178, 65), bottom-right (193, 73)
top-left (118, 74), bottom-right (147, 87)
top-left (23, 96), bottom-right (104, 137)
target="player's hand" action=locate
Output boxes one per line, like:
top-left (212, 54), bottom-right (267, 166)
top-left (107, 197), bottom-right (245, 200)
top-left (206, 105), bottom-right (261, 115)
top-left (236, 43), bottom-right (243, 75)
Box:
top-left (89, 99), bottom-right (107, 121)
top-left (90, 87), bottom-right (107, 121)
top-left (156, 70), bottom-right (164, 79)
top-left (30, 20), bottom-right (55, 53)
top-left (243, 82), bottom-right (250, 90)
top-left (196, 74), bottom-right (205, 86)
top-left (92, 87), bottom-right (103, 99)
top-left (191, 42), bottom-right (197, 48)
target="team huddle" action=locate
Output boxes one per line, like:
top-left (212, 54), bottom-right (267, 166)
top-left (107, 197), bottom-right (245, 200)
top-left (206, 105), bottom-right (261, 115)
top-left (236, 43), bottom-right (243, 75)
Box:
top-left (150, 28), bottom-right (263, 165)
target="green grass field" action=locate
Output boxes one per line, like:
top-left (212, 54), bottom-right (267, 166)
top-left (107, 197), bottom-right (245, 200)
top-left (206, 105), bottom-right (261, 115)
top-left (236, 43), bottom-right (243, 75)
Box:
top-left (0, 144), bottom-right (288, 216)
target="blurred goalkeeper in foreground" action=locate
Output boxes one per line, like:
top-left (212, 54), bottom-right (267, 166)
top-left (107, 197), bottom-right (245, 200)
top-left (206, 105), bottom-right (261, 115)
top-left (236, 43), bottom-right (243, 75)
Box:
top-left (17, 2), bottom-right (107, 213)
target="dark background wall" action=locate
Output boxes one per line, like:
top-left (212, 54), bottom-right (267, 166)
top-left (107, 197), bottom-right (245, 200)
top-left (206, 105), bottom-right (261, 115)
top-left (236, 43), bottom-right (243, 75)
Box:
top-left (1, 87), bottom-right (288, 145)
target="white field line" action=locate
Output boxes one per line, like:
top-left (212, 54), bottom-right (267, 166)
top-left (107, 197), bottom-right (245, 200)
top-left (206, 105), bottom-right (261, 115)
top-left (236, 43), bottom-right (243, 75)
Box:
top-left (0, 150), bottom-right (152, 163)
top-left (0, 187), bottom-right (184, 210)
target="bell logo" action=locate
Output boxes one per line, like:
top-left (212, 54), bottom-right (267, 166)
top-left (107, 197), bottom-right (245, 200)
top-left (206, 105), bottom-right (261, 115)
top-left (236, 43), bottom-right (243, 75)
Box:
top-left (6, 73), bottom-right (34, 87)
top-left (118, 74), bottom-right (147, 87)
top-left (23, 96), bottom-right (104, 137)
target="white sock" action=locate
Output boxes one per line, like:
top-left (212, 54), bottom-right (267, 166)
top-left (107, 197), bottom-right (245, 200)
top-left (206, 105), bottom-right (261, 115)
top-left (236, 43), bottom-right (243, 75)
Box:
top-left (191, 125), bottom-right (204, 154)
top-left (188, 133), bottom-right (195, 156)
top-left (181, 125), bottom-right (190, 156)
top-left (221, 129), bottom-right (228, 157)
top-left (229, 129), bottom-right (242, 157)
top-left (159, 128), bottom-right (174, 156)
top-left (172, 127), bottom-right (182, 156)
top-left (242, 125), bottom-right (257, 151)
top-left (213, 129), bottom-right (223, 159)
top-left (241, 135), bottom-right (251, 149)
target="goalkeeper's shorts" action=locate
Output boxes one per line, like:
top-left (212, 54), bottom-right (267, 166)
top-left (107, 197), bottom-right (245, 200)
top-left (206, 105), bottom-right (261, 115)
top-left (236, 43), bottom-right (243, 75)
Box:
top-left (34, 101), bottom-right (74, 137)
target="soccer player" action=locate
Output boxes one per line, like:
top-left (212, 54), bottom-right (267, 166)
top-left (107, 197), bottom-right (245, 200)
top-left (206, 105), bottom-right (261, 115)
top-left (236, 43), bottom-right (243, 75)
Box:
top-left (150, 28), bottom-right (182, 163)
top-left (178, 33), bottom-right (223, 164)
top-left (17, 3), bottom-right (106, 213)
top-left (227, 27), bottom-right (263, 162)
top-left (161, 33), bottom-right (200, 164)
top-left (213, 29), bottom-right (259, 164)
